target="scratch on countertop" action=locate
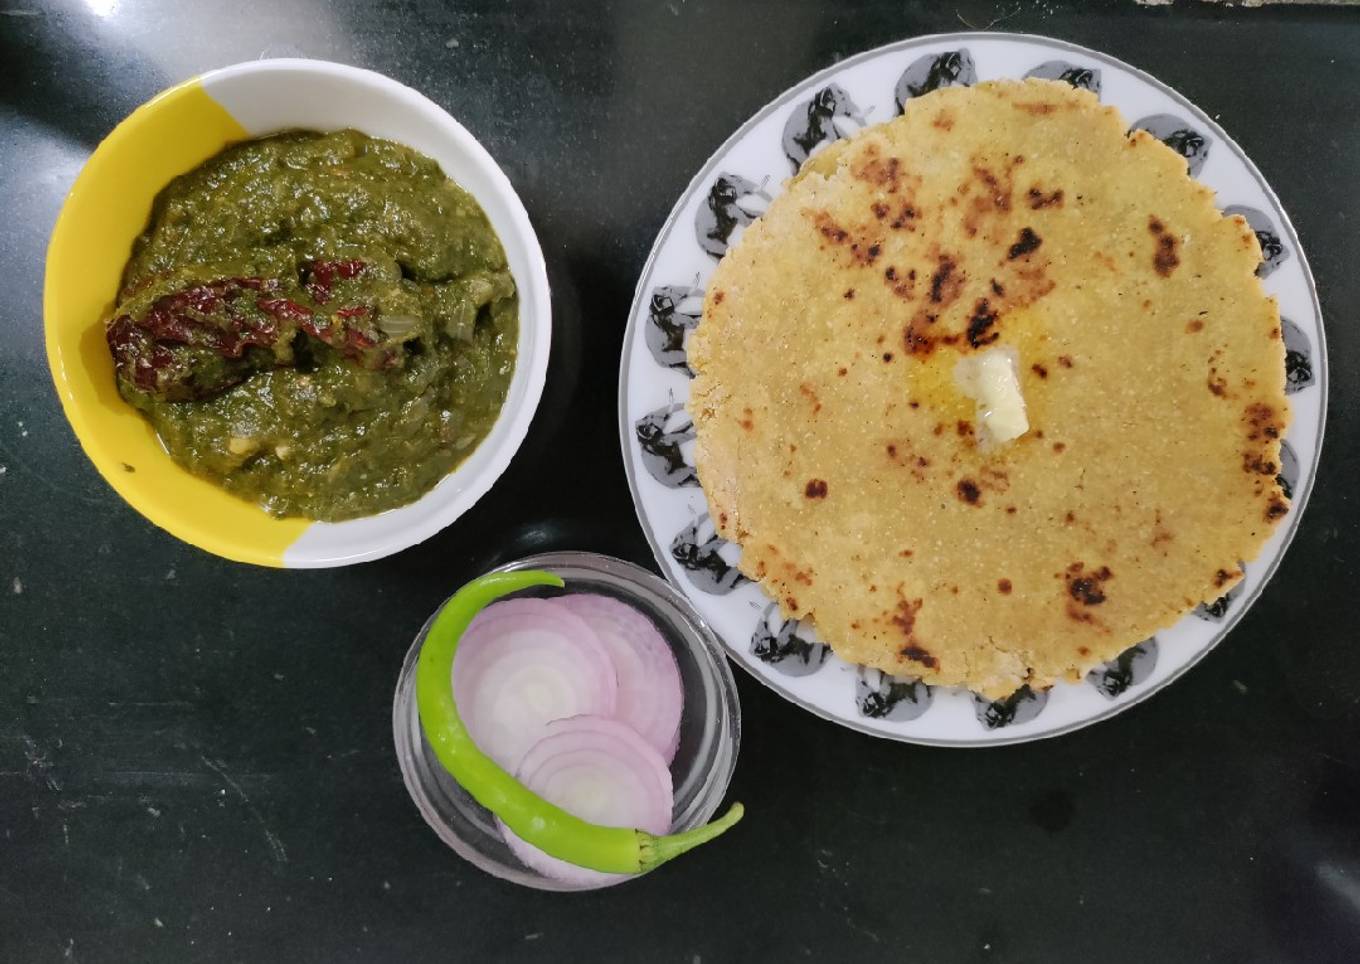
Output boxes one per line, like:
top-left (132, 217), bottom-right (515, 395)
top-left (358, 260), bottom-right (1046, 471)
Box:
top-left (22, 736), bottom-right (62, 791)
top-left (0, 438), bottom-right (108, 507)
top-left (956, 4), bottom-right (1020, 29)
top-left (200, 755), bottom-right (288, 864)
top-left (844, 913), bottom-right (883, 945)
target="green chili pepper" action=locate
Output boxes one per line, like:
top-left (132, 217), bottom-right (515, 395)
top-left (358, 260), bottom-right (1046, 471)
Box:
top-left (415, 568), bottom-right (744, 875)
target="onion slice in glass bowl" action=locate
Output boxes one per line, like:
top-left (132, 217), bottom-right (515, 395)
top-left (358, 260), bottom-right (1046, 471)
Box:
top-left (452, 607), bottom-right (617, 772)
top-left (558, 594), bottom-right (683, 762)
top-left (497, 715), bottom-right (675, 886)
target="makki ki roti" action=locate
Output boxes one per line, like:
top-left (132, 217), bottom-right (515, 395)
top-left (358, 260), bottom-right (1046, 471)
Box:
top-left (687, 78), bottom-right (1290, 698)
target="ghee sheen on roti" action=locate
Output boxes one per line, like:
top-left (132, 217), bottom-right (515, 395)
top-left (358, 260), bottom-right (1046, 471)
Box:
top-left (688, 79), bottom-right (1290, 698)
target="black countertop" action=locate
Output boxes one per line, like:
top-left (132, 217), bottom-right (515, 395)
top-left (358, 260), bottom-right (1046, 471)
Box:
top-left (3, 1), bottom-right (1359, 961)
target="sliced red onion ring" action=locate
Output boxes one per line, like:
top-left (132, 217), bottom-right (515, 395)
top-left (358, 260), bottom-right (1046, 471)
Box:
top-left (452, 605), bottom-right (617, 772)
top-left (558, 594), bottom-right (684, 762)
top-left (497, 715), bottom-right (674, 886)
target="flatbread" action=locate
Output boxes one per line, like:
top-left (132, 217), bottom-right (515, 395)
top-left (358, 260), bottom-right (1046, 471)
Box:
top-left (688, 79), bottom-right (1289, 698)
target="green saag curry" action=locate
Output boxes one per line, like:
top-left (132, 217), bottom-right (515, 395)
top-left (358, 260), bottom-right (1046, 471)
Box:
top-left (106, 129), bottom-right (517, 521)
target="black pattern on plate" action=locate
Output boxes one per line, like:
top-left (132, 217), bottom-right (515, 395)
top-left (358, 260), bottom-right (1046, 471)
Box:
top-left (1024, 60), bottom-right (1102, 95)
top-left (1131, 114), bottom-right (1211, 176)
top-left (635, 402), bottom-right (698, 488)
top-left (855, 667), bottom-right (932, 721)
top-left (1086, 638), bottom-right (1158, 699)
top-left (751, 603), bottom-right (828, 676)
top-left (670, 514), bottom-right (748, 595)
top-left (1195, 562), bottom-right (1247, 622)
top-left (644, 283), bottom-right (704, 375)
top-left (1281, 318), bottom-right (1315, 394)
top-left (973, 685), bottom-right (1049, 730)
top-left (782, 84), bottom-right (867, 171)
top-left (695, 173), bottom-right (769, 259)
top-left (1276, 440), bottom-right (1299, 501)
top-left (894, 49), bottom-right (976, 112)
top-left (1222, 205), bottom-right (1291, 279)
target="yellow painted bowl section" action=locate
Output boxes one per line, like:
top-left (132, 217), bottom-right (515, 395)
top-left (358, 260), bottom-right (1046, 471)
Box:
top-left (43, 77), bottom-right (310, 565)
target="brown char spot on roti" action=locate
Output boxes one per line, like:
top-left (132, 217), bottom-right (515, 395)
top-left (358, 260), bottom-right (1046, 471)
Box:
top-left (851, 144), bottom-right (903, 192)
top-left (1065, 563), bottom-right (1111, 607)
top-left (891, 598), bottom-right (921, 635)
top-left (1007, 227), bottom-right (1042, 260)
top-left (957, 478), bottom-right (982, 505)
top-left (1027, 186), bottom-right (1064, 209)
top-left (850, 240), bottom-right (882, 265)
top-left (967, 299), bottom-right (1000, 348)
top-left (890, 205), bottom-right (919, 231)
top-left (805, 478), bottom-right (828, 499)
top-left (929, 256), bottom-right (962, 304)
top-left (1244, 402), bottom-right (1281, 440)
top-left (814, 211), bottom-right (850, 244)
top-left (1148, 216), bottom-right (1180, 276)
top-left (899, 645), bottom-right (938, 669)
top-left (971, 165), bottom-right (1012, 212)
top-left (1213, 567), bottom-right (1241, 589)
top-left (1242, 452), bottom-right (1277, 476)
top-left (998, 578), bottom-right (1013, 594)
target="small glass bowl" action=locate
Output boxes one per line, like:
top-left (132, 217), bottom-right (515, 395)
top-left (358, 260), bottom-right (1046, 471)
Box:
top-left (392, 551), bottom-right (742, 891)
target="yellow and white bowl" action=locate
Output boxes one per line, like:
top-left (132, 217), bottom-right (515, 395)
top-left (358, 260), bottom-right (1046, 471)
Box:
top-left (44, 59), bottom-right (551, 568)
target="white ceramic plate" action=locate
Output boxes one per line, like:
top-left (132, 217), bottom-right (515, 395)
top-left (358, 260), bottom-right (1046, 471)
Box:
top-left (617, 33), bottom-right (1325, 746)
